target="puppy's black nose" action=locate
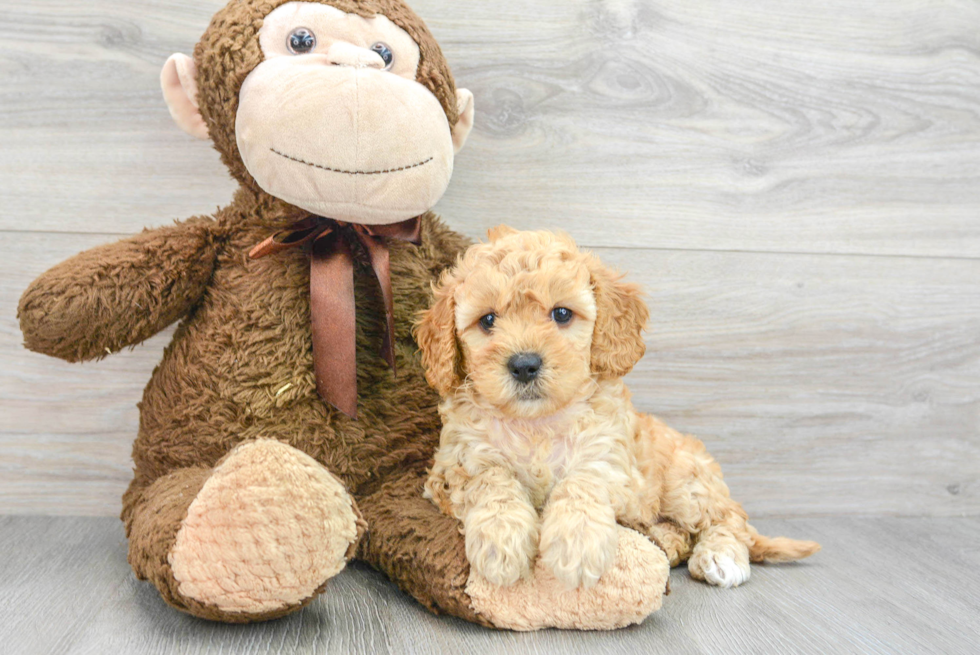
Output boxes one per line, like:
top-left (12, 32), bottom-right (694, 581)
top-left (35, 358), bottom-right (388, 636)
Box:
top-left (508, 353), bottom-right (542, 384)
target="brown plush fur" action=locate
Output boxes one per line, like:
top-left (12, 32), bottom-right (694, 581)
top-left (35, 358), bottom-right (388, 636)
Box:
top-left (17, 0), bottom-right (484, 625)
top-left (20, 194), bottom-right (479, 621)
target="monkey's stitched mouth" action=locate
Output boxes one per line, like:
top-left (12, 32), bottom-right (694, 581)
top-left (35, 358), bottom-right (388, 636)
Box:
top-left (271, 148), bottom-right (433, 176)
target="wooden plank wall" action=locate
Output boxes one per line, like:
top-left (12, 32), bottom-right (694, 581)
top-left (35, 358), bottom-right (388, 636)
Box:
top-left (1, 0), bottom-right (978, 517)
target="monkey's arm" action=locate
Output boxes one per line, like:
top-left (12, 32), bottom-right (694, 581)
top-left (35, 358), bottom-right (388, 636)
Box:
top-left (18, 217), bottom-right (224, 362)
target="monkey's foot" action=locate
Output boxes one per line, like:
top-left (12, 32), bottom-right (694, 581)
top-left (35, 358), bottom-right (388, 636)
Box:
top-left (466, 527), bottom-right (669, 631)
top-left (167, 439), bottom-right (364, 620)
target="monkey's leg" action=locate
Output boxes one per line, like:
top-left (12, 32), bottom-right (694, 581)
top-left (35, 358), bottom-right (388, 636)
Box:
top-left (356, 466), bottom-right (669, 631)
top-left (125, 439), bottom-right (364, 622)
top-left (354, 464), bottom-right (492, 626)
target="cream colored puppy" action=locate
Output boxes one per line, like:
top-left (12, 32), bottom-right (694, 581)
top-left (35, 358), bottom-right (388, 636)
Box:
top-left (416, 227), bottom-right (819, 590)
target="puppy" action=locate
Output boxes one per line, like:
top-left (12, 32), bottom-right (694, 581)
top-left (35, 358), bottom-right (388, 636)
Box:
top-left (415, 227), bottom-right (819, 590)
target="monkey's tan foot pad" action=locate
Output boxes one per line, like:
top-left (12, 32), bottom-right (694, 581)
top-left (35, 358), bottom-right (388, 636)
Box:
top-left (168, 439), bottom-right (363, 616)
top-left (467, 528), bottom-right (669, 631)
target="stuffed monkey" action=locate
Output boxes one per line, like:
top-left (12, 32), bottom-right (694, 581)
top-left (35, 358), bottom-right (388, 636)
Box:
top-left (18, 0), bottom-right (668, 628)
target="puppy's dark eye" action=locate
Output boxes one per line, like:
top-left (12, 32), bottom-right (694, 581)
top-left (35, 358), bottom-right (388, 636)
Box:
top-left (478, 313), bottom-right (496, 332)
top-left (287, 28), bottom-right (316, 54)
top-left (551, 307), bottom-right (573, 324)
top-left (370, 42), bottom-right (394, 69)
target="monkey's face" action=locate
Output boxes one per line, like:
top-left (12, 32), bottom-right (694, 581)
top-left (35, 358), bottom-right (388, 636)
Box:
top-left (162, 0), bottom-right (474, 225)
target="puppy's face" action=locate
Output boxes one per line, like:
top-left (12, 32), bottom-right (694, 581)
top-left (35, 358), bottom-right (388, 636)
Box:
top-left (454, 233), bottom-right (597, 418)
top-left (416, 227), bottom-right (649, 419)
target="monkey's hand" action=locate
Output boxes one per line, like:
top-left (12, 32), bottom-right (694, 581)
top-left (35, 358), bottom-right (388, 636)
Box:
top-left (18, 217), bottom-right (223, 362)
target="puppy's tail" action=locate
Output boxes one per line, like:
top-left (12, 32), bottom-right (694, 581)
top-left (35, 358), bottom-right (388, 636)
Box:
top-left (746, 523), bottom-right (821, 563)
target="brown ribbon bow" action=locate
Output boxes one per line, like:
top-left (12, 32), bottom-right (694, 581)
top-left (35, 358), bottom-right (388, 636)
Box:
top-left (249, 215), bottom-right (422, 419)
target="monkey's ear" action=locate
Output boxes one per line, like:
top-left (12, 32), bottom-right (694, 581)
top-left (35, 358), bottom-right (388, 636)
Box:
top-left (161, 54), bottom-right (209, 140)
top-left (588, 256), bottom-right (650, 380)
top-left (451, 89), bottom-right (475, 153)
top-left (414, 272), bottom-right (463, 396)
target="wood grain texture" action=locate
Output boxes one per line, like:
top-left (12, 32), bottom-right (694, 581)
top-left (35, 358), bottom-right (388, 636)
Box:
top-left (1, 516), bottom-right (978, 654)
top-left (0, 0), bottom-right (978, 517)
top-left (2, 233), bottom-right (977, 517)
top-left (1, 0), bottom-right (979, 256)
top-left (611, 246), bottom-right (980, 518)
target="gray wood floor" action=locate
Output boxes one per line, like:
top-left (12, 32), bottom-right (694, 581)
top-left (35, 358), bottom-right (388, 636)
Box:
top-left (1, 516), bottom-right (978, 655)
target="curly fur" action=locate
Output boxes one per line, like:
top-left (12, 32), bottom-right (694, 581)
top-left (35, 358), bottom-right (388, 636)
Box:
top-left (417, 228), bottom-right (821, 590)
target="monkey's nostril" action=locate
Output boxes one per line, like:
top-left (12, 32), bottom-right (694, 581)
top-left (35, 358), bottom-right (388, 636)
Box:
top-left (507, 353), bottom-right (543, 384)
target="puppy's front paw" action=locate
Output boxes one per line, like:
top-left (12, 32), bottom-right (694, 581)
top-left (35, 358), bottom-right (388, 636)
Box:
top-left (539, 501), bottom-right (618, 589)
top-left (688, 544), bottom-right (751, 588)
top-left (465, 507), bottom-right (538, 587)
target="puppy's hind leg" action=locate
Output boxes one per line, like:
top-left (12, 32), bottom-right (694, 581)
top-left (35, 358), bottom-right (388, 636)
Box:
top-left (645, 519), bottom-right (693, 567)
top-left (687, 512), bottom-right (753, 589)
top-left (643, 416), bottom-right (821, 589)
top-left (688, 508), bottom-right (822, 588)
top-left (677, 466), bottom-right (820, 587)
top-left (655, 433), bottom-right (754, 588)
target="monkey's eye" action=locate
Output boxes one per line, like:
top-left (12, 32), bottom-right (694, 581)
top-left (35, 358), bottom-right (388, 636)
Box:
top-left (478, 313), bottom-right (496, 332)
top-left (551, 307), bottom-right (573, 325)
top-left (287, 28), bottom-right (316, 54)
top-left (370, 42), bottom-right (394, 69)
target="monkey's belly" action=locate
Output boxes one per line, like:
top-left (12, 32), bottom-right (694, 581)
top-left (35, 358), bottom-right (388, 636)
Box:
top-left (131, 308), bottom-right (440, 494)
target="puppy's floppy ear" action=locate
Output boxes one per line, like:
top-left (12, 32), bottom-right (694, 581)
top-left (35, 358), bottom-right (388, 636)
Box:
top-left (487, 225), bottom-right (518, 242)
top-left (414, 270), bottom-right (463, 395)
top-left (588, 255), bottom-right (650, 380)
